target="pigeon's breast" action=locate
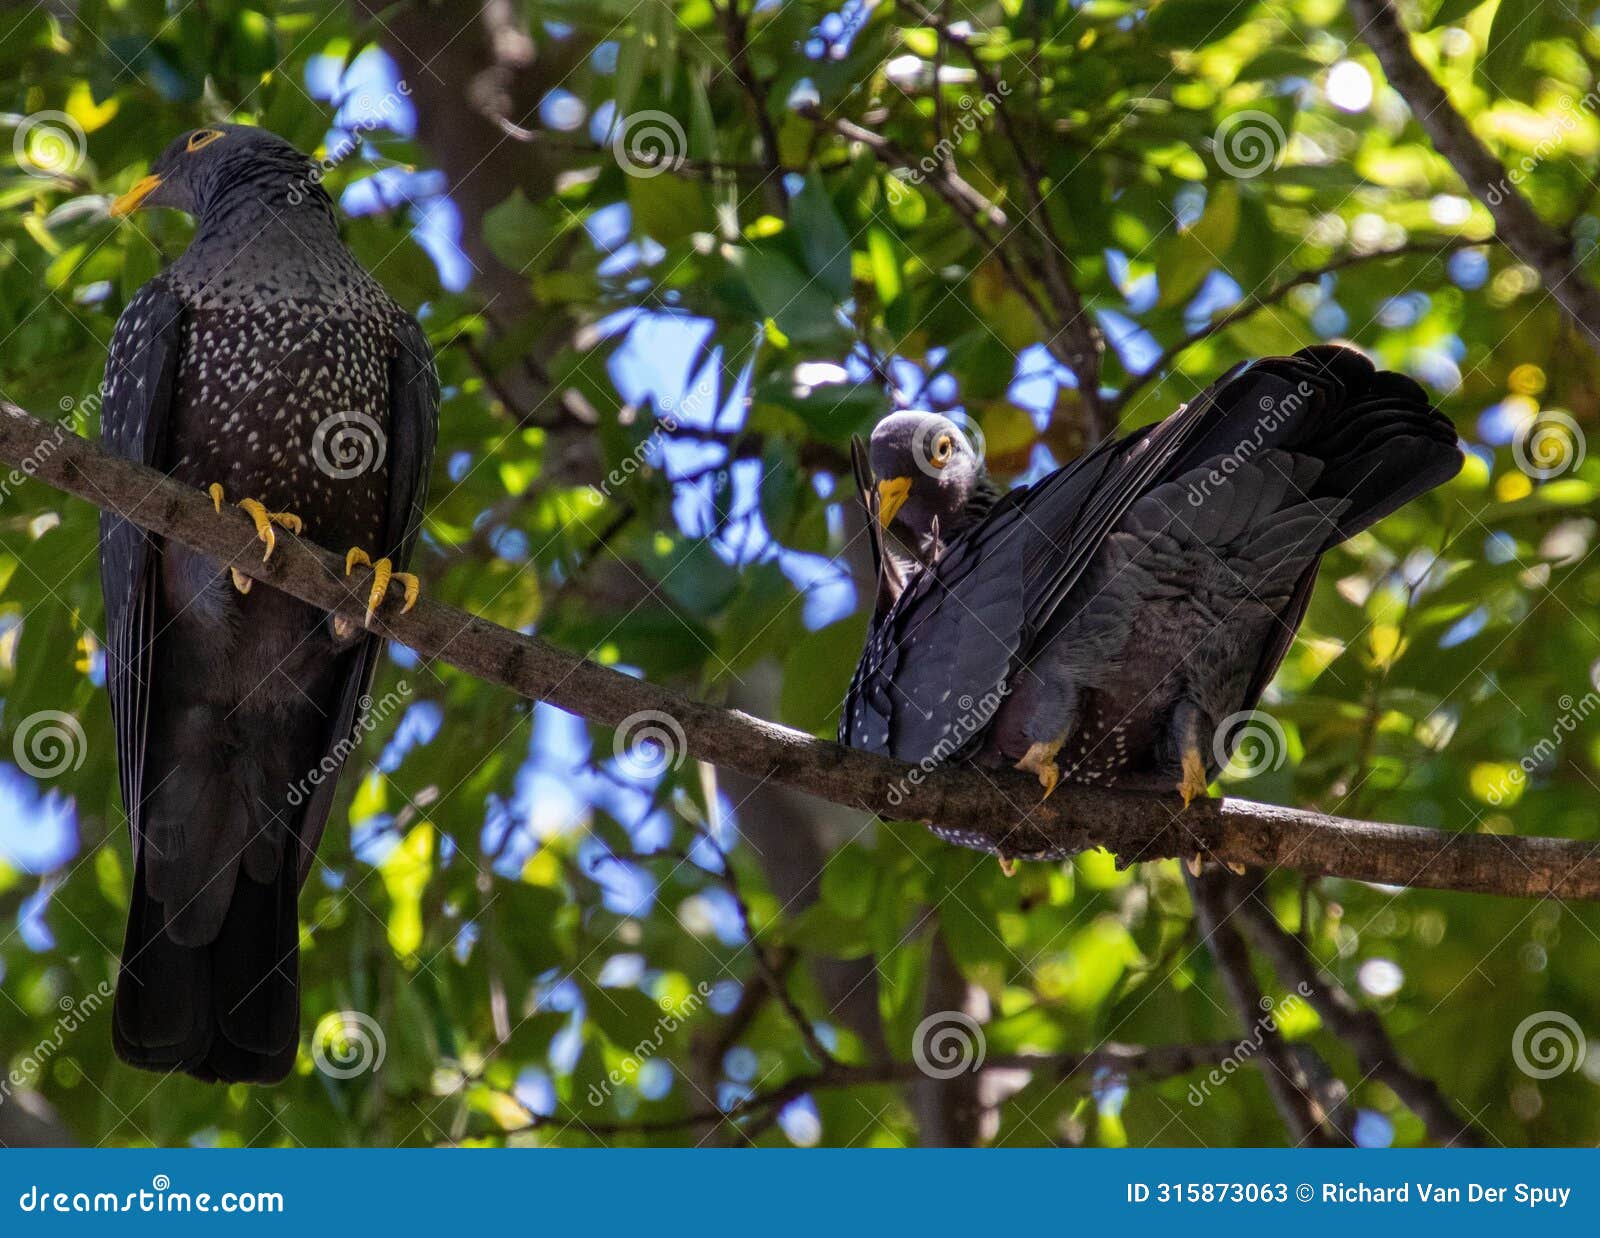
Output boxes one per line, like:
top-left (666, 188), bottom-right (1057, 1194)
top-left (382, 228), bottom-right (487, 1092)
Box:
top-left (166, 297), bottom-right (395, 549)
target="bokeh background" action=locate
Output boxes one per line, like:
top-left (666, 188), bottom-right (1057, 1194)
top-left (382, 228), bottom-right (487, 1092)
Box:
top-left (2, 0), bottom-right (1600, 1147)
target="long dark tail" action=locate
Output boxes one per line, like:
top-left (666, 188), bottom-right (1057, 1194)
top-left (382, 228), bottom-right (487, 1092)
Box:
top-left (113, 722), bottom-right (303, 1084)
top-left (114, 859), bottom-right (299, 1083)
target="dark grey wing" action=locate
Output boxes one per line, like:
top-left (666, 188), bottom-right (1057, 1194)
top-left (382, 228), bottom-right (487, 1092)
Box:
top-left (295, 311), bottom-right (438, 883)
top-left (98, 278), bottom-right (187, 856)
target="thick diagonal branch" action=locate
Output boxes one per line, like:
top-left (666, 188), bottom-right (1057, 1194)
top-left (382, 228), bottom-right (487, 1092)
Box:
top-left (5, 401), bottom-right (1600, 902)
top-left (1350, 0), bottom-right (1600, 346)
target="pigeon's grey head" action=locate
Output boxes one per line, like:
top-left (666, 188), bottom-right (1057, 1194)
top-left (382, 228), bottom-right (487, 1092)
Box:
top-left (868, 411), bottom-right (985, 540)
top-left (109, 124), bottom-right (325, 222)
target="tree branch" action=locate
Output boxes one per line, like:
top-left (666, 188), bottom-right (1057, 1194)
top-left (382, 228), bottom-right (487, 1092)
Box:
top-left (6, 401), bottom-right (1600, 902)
top-left (1349, 0), bottom-right (1600, 347)
top-left (1228, 877), bottom-right (1487, 1147)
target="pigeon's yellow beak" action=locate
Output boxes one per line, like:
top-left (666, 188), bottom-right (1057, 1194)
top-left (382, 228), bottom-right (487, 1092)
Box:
top-left (876, 477), bottom-right (912, 528)
top-left (109, 174), bottom-right (163, 217)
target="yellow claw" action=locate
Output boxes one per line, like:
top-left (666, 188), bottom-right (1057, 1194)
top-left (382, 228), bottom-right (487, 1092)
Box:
top-left (229, 567), bottom-right (253, 595)
top-left (233, 497), bottom-right (302, 561)
top-left (1178, 745), bottom-right (1209, 809)
top-left (998, 855), bottom-right (1019, 878)
top-left (1015, 738), bottom-right (1064, 800)
top-left (345, 548), bottom-right (421, 623)
top-left (207, 482), bottom-right (225, 513)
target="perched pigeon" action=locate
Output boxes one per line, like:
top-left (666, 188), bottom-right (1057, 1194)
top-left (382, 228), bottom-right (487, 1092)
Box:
top-left (840, 345), bottom-right (1461, 813)
top-left (99, 125), bottom-right (438, 1082)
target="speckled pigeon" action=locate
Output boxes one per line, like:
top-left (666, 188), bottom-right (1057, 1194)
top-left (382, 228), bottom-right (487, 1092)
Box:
top-left (840, 345), bottom-right (1460, 817)
top-left (99, 124), bottom-right (438, 1082)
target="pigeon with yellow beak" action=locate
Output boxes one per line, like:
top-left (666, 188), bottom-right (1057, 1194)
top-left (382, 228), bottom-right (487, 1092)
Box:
top-left (839, 346), bottom-right (1460, 821)
top-left (98, 124), bottom-right (438, 1082)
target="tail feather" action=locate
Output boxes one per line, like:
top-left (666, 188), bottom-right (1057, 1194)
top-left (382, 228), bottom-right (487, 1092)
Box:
top-left (114, 858), bottom-right (299, 1084)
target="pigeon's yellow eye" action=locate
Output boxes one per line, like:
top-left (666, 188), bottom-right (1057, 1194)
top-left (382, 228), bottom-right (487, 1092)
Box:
top-left (930, 434), bottom-right (954, 467)
top-left (186, 129), bottom-right (225, 153)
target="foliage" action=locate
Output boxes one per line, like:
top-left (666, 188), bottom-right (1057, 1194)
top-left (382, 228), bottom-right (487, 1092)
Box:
top-left (2, 0), bottom-right (1599, 1146)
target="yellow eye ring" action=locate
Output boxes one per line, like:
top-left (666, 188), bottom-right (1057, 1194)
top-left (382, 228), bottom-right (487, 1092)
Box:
top-left (930, 434), bottom-right (954, 467)
top-left (186, 129), bottom-right (225, 153)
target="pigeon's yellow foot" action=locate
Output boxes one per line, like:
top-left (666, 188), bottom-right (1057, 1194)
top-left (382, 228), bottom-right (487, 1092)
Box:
top-left (344, 547), bottom-right (420, 624)
top-left (998, 855), bottom-right (1018, 878)
top-left (1178, 744), bottom-right (1209, 808)
top-left (1015, 738), bottom-right (1064, 800)
top-left (208, 485), bottom-right (301, 563)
